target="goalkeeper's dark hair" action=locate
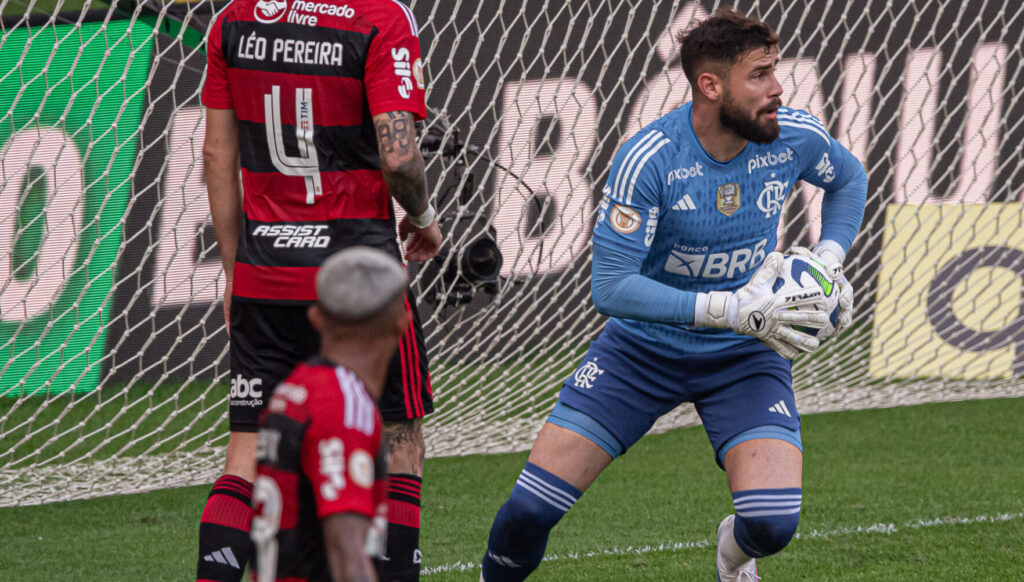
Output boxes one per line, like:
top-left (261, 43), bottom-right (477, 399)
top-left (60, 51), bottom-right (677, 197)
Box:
top-left (677, 6), bottom-right (779, 87)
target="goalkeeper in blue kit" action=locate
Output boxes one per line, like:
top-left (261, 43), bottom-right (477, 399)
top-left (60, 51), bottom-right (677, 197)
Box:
top-left (481, 7), bottom-right (867, 582)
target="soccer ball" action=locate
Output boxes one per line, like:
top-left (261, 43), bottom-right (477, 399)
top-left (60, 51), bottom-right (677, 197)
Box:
top-left (772, 254), bottom-right (841, 340)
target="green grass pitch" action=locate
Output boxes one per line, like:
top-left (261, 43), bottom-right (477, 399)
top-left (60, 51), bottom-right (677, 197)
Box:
top-left (1, 397), bottom-right (1022, 580)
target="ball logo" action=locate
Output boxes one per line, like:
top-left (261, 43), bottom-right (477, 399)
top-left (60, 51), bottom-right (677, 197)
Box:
top-left (254, 0), bottom-right (288, 23)
top-left (609, 205), bottom-right (641, 234)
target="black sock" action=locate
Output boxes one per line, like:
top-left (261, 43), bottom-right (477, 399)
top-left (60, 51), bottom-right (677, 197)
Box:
top-left (375, 473), bottom-right (422, 582)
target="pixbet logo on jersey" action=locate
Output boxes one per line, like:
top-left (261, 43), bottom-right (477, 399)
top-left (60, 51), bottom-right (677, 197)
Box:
top-left (252, 224), bottom-right (330, 248)
top-left (666, 161), bottom-right (703, 185)
top-left (747, 147), bottom-right (794, 174)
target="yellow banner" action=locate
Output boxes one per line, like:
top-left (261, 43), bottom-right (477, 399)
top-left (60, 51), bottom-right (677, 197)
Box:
top-left (870, 203), bottom-right (1024, 379)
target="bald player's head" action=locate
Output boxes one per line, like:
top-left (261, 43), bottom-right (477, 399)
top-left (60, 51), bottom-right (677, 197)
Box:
top-left (309, 247), bottom-right (408, 341)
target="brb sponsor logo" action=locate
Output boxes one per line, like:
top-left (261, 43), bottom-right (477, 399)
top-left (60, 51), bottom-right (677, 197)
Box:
top-left (666, 162), bottom-right (703, 185)
top-left (664, 238), bottom-right (768, 279)
top-left (253, 224), bottom-right (330, 248)
top-left (254, 0), bottom-right (288, 24)
top-left (747, 147), bottom-right (794, 174)
top-left (230, 374), bottom-right (264, 405)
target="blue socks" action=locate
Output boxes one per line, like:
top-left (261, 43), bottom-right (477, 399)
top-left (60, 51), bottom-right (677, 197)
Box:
top-left (731, 487), bottom-right (802, 557)
top-left (481, 463), bottom-right (581, 581)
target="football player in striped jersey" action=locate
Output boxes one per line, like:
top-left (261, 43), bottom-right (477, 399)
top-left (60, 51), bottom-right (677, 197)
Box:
top-left (199, 1), bottom-right (437, 580)
top-left (251, 247), bottom-right (408, 582)
top-left (481, 7), bottom-right (866, 581)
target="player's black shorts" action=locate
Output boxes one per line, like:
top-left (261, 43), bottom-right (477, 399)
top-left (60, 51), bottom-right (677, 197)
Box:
top-left (228, 290), bottom-right (434, 432)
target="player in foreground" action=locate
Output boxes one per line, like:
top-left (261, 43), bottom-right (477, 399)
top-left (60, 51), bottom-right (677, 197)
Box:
top-left (251, 246), bottom-right (408, 582)
top-left (198, 1), bottom-right (439, 580)
top-left (481, 7), bottom-right (866, 581)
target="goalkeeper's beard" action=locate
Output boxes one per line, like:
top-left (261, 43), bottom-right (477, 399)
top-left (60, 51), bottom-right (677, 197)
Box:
top-left (720, 92), bottom-right (781, 144)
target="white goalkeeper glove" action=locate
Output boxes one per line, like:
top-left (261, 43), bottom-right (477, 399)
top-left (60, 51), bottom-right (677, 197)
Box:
top-left (788, 241), bottom-right (854, 336)
top-left (694, 252), bottom-right (828, 359)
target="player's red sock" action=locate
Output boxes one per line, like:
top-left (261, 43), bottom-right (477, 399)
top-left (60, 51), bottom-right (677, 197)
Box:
top-left (376, 473), bottom-right (422, 582)
top-left (196, 475), bottom-right (254, 582)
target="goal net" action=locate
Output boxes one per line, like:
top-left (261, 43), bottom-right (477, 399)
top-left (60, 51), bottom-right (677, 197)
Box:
top-left (2, 0), bottom-right (1023, 506)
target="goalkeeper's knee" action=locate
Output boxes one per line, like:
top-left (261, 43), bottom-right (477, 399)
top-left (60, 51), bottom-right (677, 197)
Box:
top-left (731, 488), bottom-right (802, 557)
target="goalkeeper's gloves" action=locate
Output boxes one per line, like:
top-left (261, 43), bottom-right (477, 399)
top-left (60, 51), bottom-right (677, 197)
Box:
top-left (694, 252), bottom-right (828, 360)
top-left (788, 241), bottom-right (854, 336)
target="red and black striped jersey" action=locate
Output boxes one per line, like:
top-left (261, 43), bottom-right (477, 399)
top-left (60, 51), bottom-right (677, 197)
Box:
top-left (203, 0), bottom-right (427, 303)
top-left (252, 358), bottom-right (387, 582)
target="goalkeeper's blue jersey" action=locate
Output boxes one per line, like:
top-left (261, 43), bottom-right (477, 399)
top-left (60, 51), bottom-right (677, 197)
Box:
top-left (593, 102), bottom-right (864, 353)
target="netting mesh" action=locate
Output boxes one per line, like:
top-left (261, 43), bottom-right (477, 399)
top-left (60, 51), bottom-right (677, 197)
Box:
top-left (2, 0), bottom-right (1023, 506)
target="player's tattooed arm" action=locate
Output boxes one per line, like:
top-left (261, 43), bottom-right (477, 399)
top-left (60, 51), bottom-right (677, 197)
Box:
top-left (373, 110), bottom-right (429, 216)
top-left (384, 418), bottom-right (425, 475)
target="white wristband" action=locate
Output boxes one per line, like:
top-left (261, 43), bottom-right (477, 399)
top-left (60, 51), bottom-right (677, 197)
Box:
top-left (812, 239), bottom-right (846, 265)
top-left (409, 204), bottom-right (436, 229)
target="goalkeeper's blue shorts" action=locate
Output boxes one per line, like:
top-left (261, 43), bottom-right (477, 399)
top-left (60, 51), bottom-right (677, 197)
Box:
top-left (552, 321), bottom-right (800, 467)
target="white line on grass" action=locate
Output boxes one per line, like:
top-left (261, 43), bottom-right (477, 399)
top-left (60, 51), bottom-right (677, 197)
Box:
top-left (422, 511), bottom-right (1024, 575)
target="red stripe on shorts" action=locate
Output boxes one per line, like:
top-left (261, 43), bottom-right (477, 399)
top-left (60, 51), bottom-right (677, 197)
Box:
top-left (405, 295), bottom-right (424, 416)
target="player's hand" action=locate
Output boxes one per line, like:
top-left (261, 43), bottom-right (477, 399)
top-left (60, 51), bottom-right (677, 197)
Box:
top-left (695, 252), bottom-right (828, 359)
top-left (398, 216), bottom-right (442, 262)
top-left (789, 245), bottom-right (854, 336)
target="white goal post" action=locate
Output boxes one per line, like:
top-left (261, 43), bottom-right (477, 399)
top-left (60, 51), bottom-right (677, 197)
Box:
top-left (2, 0), bottom-right (1023, 506)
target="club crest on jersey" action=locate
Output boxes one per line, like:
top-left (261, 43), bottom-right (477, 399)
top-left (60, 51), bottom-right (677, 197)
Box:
top-left (716, 183), bottom-right (741, 217)
top-left (254, 0), bottom-right (287, 23)
top-left (757, 172), bottom-right (790, 218)
top-left (610, 205), bottom-right (641, 234)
